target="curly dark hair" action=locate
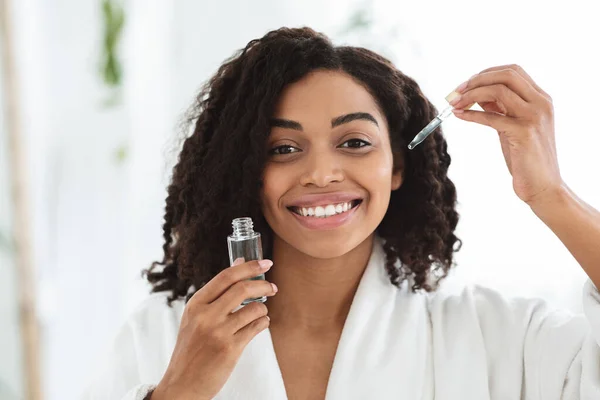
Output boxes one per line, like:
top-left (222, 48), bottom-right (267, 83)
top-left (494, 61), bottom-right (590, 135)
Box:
top-left (144, 27), bottom-right (462, 304)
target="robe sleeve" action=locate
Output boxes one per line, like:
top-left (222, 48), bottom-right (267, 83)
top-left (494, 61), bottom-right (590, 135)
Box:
top-left (79, 317), bottom-right (157, 400)
top-left (521, 279), bottom-right (600, 399)
top-left (436, 278), bottom-right (600, 399)
top-left (80, 293), bottom-right (180, 400)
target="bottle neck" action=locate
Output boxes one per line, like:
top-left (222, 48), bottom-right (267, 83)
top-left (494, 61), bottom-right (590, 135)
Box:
top-left (232, 217), bottom-right (255, 238)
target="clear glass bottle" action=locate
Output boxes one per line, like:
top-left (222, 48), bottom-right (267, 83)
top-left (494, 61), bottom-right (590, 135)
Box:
top-left (227, 217), bottom-right (267, 305)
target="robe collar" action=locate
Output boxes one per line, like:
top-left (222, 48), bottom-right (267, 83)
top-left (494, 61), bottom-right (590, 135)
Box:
top-left (217, 236), bottom-right (434, 400)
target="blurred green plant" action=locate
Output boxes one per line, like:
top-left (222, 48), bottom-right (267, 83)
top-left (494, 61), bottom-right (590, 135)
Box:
top-left (114, 144), bottom-right (127, 163)
top-left (335, 1), bottom-right (419, 69)
top-left (99, 0), bottom-right (129, 164)
top-left (100, 0), bottom-right (125, 107)
top-left (338, 5), bottom-right (373, 36)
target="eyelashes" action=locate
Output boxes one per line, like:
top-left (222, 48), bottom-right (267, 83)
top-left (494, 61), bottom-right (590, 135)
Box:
top-left (269, 138), bottom-right (372, 156)
top-left (269, 144), bottom-right (300, 156)
top-left (339, 138), bottom-right (370, 149)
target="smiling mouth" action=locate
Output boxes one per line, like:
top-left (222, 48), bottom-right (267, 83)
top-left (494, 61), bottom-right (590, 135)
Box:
top-left (287, 199), bottom-right (363, 218)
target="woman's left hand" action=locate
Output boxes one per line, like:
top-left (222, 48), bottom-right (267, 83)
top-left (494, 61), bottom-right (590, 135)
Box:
top-left (449, 64), bottom-right (563, 206)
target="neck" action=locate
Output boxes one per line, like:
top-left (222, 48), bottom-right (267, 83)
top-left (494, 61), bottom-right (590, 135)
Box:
top-left (264, 234), bottom-right (374, 332)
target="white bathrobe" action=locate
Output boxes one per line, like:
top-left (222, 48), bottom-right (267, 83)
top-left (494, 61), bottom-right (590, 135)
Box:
top-left (82, 238), bottom-right (600, 399)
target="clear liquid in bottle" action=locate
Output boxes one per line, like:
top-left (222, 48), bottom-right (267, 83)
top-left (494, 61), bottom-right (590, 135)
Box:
top-left (227, 217), bottom-right (266, 305)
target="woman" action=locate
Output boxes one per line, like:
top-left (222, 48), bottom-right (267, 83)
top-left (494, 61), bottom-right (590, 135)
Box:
top-left (84, 27), bottom-right (600, 399)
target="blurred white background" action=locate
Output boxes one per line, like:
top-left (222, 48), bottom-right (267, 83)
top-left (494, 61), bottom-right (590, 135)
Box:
top-left (1, 0), bottom-right (599, 398)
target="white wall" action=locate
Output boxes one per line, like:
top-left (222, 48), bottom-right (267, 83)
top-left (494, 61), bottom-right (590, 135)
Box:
top-left (2, 0), bottom-right (599, 398)
top-left (7, 1), bottom-right (130, 399)
top-left (0, 24), bottom-right (25, 399)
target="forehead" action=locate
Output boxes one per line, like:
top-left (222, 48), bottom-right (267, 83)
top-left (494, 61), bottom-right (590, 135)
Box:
top-left (273, 70), bottom-right (385, 125)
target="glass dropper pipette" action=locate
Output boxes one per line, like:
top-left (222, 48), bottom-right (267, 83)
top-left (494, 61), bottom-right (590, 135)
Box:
top-left (408, 91), bottom-right (474, 150)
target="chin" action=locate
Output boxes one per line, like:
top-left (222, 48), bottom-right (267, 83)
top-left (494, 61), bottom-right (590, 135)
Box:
top-left (279, 228), bottom-right (373, 260)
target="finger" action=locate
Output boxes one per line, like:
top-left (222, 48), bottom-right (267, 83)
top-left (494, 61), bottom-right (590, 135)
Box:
top-left (477, 64), bottom-right (551, 101)
top-left (459, 68), bottom-right (540, 104)
top-left (225, 301), bottom-right (269, 334)
top-left (212, 278), bottom-right (277, 313)
top-left (452, 84), bottom-right (529, 118)
top-left (234, 313), bottom-right (270, 346)
top-left (452, 108), bottom-right (521, 133)
top-left (479, 101), bottom-right (506, 115)
top-left (191, 259), bottom-right (273, 305)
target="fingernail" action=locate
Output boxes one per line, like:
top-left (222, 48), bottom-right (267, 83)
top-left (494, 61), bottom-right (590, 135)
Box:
top-left (232, 258), bottom-right (245, 266)
top-left (271, 283), bottom-right (278, 292)
top-left (452, 109), bottom-right (465, 114)
top-left (259, 259), bottom-right (273, 269)
top-left (449, 94), bottom-right (462, 106)
top-left (455, 81), bottom-right (468, 93)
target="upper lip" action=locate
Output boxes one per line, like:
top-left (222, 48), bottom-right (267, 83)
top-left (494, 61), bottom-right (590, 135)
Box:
top-left (286, 192), bottom-right (363, 208)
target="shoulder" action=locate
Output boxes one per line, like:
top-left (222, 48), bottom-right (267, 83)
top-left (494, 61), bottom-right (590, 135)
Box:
top-left (125, 291), bottom-right (186, 340)
top-left (81, 292), bottom-right (187, 397)
top-left (425, 282), bottom-right (585, 337)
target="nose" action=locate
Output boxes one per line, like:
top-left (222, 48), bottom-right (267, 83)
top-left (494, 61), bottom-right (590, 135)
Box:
top-left (299, 150), bottom-right (344, 187)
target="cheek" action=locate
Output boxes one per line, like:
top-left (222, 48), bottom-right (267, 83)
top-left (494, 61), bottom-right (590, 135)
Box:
top-left (353, 154), bottom-right (395, 224)
top-left (355, 154), bottom-right (394, 195)
top-left (260, 165), bottom-right (287, 215)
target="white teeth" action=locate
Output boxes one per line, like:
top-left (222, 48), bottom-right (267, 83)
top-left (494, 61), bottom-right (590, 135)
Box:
top-left (297, 201), bottom-right (357, 218)
top-left (324, 205), bottom-right (336, 217)
top-left (314, 206), bottom-right (325, 217)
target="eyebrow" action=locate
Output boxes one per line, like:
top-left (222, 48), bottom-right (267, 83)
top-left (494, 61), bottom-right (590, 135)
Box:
top-left (270, 112), bottom-right (379, 131)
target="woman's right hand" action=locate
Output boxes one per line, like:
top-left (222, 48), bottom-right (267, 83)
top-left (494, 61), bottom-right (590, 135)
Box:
top-left (150, 258), bottom-right (278, 400)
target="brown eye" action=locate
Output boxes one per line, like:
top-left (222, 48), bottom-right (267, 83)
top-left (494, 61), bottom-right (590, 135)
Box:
top-left (269, 145), bottom-right (301, 155)
top-left (339, 139), bottom-right (370, 149)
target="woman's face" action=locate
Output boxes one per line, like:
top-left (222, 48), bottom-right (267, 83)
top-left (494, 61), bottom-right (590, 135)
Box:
top-left (261, 70), bottom-right (403, 259)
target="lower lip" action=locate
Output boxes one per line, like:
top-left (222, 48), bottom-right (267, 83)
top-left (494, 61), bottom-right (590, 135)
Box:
top-left (289, 203), bottom-right (361, 230)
